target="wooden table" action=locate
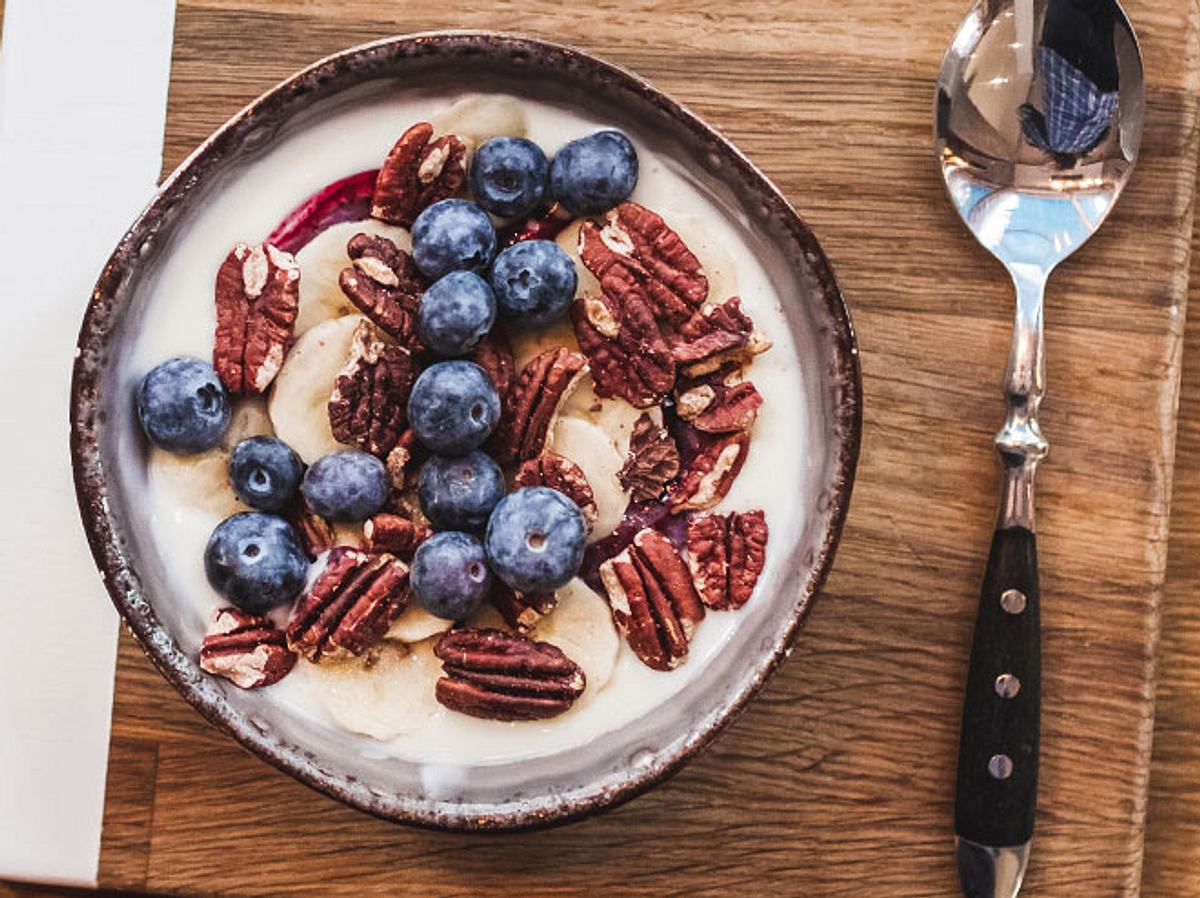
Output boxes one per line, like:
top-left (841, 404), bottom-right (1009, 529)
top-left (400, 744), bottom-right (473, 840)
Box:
top-left (5, 0), bottom-right (1200, 895)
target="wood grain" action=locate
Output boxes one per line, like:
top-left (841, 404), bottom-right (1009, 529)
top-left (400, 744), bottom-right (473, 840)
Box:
top-left (81, 1), bottom-right (1199, 896)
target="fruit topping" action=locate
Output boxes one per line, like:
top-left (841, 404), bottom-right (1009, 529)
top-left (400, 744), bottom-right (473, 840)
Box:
top-left (407, 360), bottom-right (501, 455)
top-left (363, 512), bottom-right (432, 559)
top-left (301, 450), bottom-right (390, 522)
top-left (326, 321), bottom-right (415, 457)
top-left (669, 296), bottom-right (772, 377)
top-left (549, 130), bottom-right (638, 216)
top-left (514, 452), bottom-right (598, 531)
top-left (213, 242), bottom-right (300, 396)
top-left (503, 203), bottom-right (574, 246)
top-left (469, 136), bottom-right (549, 219)
top-left (493, 346), bottom-right (587, 465)
top-left (429, 95), bottom-right (528, 153)
top-left (490, 240), bottom-right (578, 328)
top-left (618, 412), bottom-right (681, 502)
top-left (417, 450), bottom-right (506, 531)
top-left (199, 607), bottom-right (296, 689)
top-left (411, 531), bottom-right (492, 621)
top-left (137, 357), bottom-right (231, 454)
top-left (485, 486), bottom-right (587, 593)
top-left (669, 431), bottom-right (750, 514)
top-left (569, 290), bottom-right (675, 408)
top-left (204, 512), bottom-right (309, 614)
top-left (492, 583), bottom-right (558, 633)
top-left (411, 199), bottom-right (497, 280)
top-left (686, 509), bottom-right (769, 610)
top-left (674, 373), bottom-right (763, 434)
top-left (228, 436), bottom-right (304, 512)
top-left (268, 169), bottom-right (379, 256)
top-left (433, 628), bottom-right (586, 721)
top-left (371, 122), bottom-right (467, 228)
top-left (338, 233), bottom-right (425, 345)
top-left (416, 270), bottom-right (497, 356)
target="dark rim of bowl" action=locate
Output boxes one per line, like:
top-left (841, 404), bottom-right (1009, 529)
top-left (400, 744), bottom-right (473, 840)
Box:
top-left (69, 31), bottom-right (862, 831)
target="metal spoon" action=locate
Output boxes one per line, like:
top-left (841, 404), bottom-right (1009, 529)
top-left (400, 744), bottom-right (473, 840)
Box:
top-left (934, 2), bottom-right (1143, 896)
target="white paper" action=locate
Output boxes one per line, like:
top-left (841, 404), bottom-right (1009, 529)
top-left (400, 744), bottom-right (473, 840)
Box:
top-left (0, 0), bottom-right (175, 885)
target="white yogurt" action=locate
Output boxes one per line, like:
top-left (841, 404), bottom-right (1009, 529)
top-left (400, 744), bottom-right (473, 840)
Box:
top-left (134, 92), bottom-right (815, 766)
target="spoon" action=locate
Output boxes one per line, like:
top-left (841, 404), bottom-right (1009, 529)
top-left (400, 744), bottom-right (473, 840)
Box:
top-left (934, 1), bottom-right (1143, 896)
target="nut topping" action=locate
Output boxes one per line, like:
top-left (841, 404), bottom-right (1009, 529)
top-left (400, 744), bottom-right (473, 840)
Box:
top-left (670, 431), bottom-right (750, 514)
top-left (339, 233), bottom-right (425, 344)
top-left (287, 504), bottom-right (337, 560)
top-left (618, 413), bottom-right (681, 502)
top-left (579, 202), bottom-right (708, 325)
top-left (492, 584), bottom-right (558, 633)
top-left (675, 375), bottom-right (763, 434)
top-left (213, 242), bottom-right (300, 395)
top-left (686, 510), bottom-right (769, 610)
top-left (363, 512), bottom-right (432, 559)
top-left (494, 347), bottom-right (587, 465)
top-left (286, 548), bottom-right (409, 662)
top-left (200, 608), bottom-right (296, 689)
top-left (515, 452), bottom-right (598, 529)
top-left (670, 297), bottom-right (772, 378)
top-left (599, 529), bottom-right (706, 671)
top-left (434, 628), bottom-right (586, 721)
top-left (371, 122), bottom-right (467, 227)
top-left (470, 330), bottom-right (516, 405)
top-left (569, 290), bottom-right (675, 409)
top-left (327, 321), bottom-right (415, 457)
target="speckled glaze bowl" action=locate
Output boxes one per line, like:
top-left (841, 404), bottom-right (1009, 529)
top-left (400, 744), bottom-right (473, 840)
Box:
top-left (69, 32), bottom-right (860, 830)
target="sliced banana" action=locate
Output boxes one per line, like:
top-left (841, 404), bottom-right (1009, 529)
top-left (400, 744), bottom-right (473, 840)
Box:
top-left (308, 640), bottom-right (442, 741)
top-left (430, 94), bottom-right (528, 154)
top-left (268, 314), bottom-right (364, 463)
top-left (534, 578), bottom-right (619, 695)
top-left (464, 603), bottom-right (509, 631)
top-left (556, 219), bottom-right (600, 299)
top-left (294, 219), bottom-right (411, 336)
top-left (548, 414), bottom-right (628, 541)
top-left (387, 603), bottom-right (454, 643)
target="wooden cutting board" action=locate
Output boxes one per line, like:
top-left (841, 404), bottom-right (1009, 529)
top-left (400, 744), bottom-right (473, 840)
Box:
top-left (64, 1), bottom-right (1200, 895)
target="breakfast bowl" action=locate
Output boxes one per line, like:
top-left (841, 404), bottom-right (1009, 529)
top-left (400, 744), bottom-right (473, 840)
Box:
top-left (69, 32), bottom-right (861, 830)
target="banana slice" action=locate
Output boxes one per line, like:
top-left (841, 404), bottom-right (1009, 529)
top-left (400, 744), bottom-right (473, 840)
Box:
top-left (556, 219), bottom-right (600, 299)
top-left (548, 414), bottom-right (628, 541)
top-left (308, 640), bottom-right (442, 741)
top-left (387, 603), bottom-right (454, 643)
top-left (534, 577), bottom-right (619, 695)
top-left (507, 317), bottom-right (581, 371)
top-left (268, 314), bottom-right (364, 463)
top-left (464, 603), bottom-right (509, 631)
top-left (430, 94), bottom-right (527, 154)
top-left (294, 219), bottom-right (411, 336)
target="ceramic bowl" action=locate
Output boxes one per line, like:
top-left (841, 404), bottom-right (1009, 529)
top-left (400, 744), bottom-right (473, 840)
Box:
top-left (70, 32), bottom-right (860, 830)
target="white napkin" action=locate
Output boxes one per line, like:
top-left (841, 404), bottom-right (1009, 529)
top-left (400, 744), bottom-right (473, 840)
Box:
top-left (0, 0), bottom-right (175, 885)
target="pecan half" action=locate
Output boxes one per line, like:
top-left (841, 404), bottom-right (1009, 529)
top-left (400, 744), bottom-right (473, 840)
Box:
top-left (434, 628), bottom-right (586, 721)
top-left (569, 291), bottom-right (675, 408)
top-left (327, 321), bottom-right (415, 457)
top-left (213, 242), bottom-right (300, 395)
top-left (363, 512), bottom-right (432, 559)
top-left (286, 548), bottom-right (409, 662)
top-left (619, 413), bottom-right (681, 502)
top-left (514, 452), bottom-right (598, 529)
top-left (200, 608), bottom-right (296, 689)
top-left (494, 347), bottom-right (587, 465)
top-left (492, 584), bottom-right (558, 633)
top-left (686, 510), bottom-right (769, 610)
top-left (287, 504), bottom-right (336, 560)
top-left (371, 122), bottom-right (467, 227)
top-left (339, 233), bottom-right (425, 344)
top-left (599, 529), bottom-right (705, 671)
top-left (670, 297), bottom-right (772, 378)
top-left (579, 202), bottom-right (707, 325)
top-left (670, 431), bottom-right (750, 514)
top-left (675, 375), bottom-right (763, 434)
top-left (470, 330), bottom-right (515, 405)
top-left (385, 429), bottom-right (420, 491)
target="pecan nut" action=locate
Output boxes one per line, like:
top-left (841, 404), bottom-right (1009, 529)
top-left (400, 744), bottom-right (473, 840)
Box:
top-left (385, 429), bottom-right (420, 491)
top-left (200, 607), bottom-right (296, 689)
top-left (470, 331), bottom-right (516, 406)
top-left (286, 503), bottom-right (336, 560)
top-left (494, 347), bottom-right (587, 465)
top-left (675, 375), bottom-right (763, 434)
top-left (670, 297), bottom-right (772, 378)
top-left (213, 242), bottom-right (300, 395)
top-left (669, 431), bottom-right (750, 514)
top-left (618, 413), bottom-right (681, 502)
top-left (286, 548), bottom-right (409, 662)
top-left (492, 584), bottom-right (558, 633)
top-left (599, 528), bottom-right (706, 671)
top-left (327, 321), bottom-right (415, 457)
top-left (434, 628), bottom-right (586, 721)
top-left (371, 122), bottom-right (467, 227)
top-left (569, 291), bottom-right (675, 408)
top-left (686, 509), bottom-right (769, 610)
top-left (363, 512), bottom-right (432, 558)
top-left (579, 202), bottom-right (707, 325)
top-left (514, 452), bottom-right (598, 529)
top-left (339, 233), bottom-right (425, 344)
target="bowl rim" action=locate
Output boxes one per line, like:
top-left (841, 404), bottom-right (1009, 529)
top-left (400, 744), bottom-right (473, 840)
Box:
top-left (69, 30), bottom-right (862, 831)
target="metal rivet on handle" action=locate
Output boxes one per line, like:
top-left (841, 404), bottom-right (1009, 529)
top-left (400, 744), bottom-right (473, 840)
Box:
top-left (1000, 589), bottom-right (1027, 614)
top-left (988, 754), bottom-right (1014, 780)
top-left (995, 673), bottom-right (1021, 698)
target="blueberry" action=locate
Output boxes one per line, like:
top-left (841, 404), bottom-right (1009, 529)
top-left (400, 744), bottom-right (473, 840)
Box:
top-left (485, 487), bottom-right (586, 592)
top-left (204, 512), bottom-right (308, 614)
top-left (549, 130), bottom-right (638, 216)
top-left (136, 357), bottom-right (231, 454)
top-left (418, 451), bottom-right (505, 531)
top-left (490, 240), bottom-right (577, 328)
top-left (469, 137), bottom-right (549, 219)
top-left (411, 199), bottom-right (497, 280)
top-left (416, 271), bottom-right (497, 357)
top-left (300, 451), bottom-right (389, 522)
top-left (228, 436), bottom-right (304, 512)
top-left (411, 531), bottom-right (492, 620)
top-left (407, 361), bottom-right (500, 455)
